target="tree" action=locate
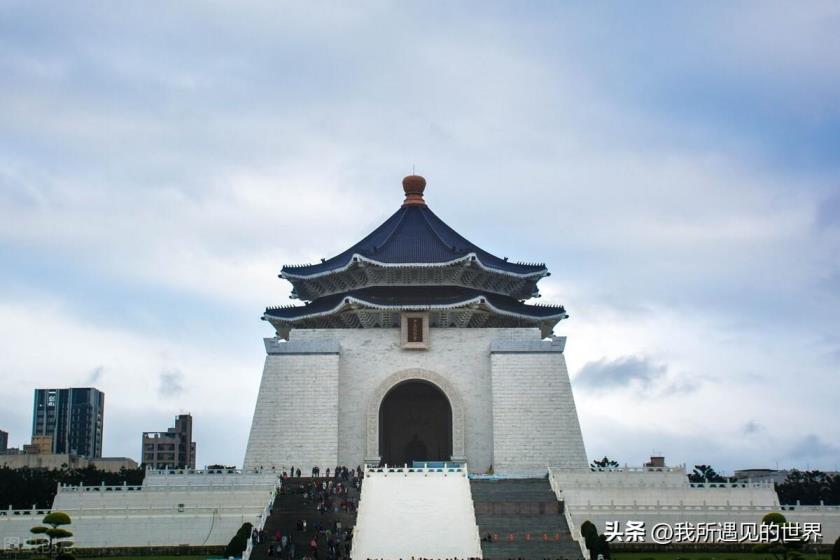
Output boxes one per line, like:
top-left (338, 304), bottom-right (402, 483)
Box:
top-left (590, 457), bottom-right (619, 470)
top-left (753, 512), bottom-right (805, 560)
top-left (776, 470), bottom-right (840, 505)
top-left (224, 521), bottom-right (253, 558)
top-left (591, 534), bottom-right (611, 560)
top-left (831, 536), bottom-right (839, 560)
top-left (0, 465), bottom-right (145, 510)
top-left (580, 520), bottom-right (598, 551)
top-left (688, 464), bottom-right (728, 483)
top-left (28, 511), bottom-right (73, 559)
top-left (579, 520), bottom-right (610, 560)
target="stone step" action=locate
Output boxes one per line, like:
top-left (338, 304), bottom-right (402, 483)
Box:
top-left (480, 542), bottom-right (583, 560)
top-left (470, 478), bottom-right (584, 560)
top-left (248, 476), bottom-right (360, 560)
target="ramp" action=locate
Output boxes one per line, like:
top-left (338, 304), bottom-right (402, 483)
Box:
top-left (352, 465), bottom-right (482, 560)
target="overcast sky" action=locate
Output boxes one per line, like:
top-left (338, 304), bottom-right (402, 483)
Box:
top-left (1, 2), bottom-right (839, 473)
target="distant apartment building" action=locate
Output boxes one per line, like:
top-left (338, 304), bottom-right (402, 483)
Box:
top-left (733, 469), bottom-right (790, 485)
top-left (142, 414), bottom-right (196, 469)
top-left (0, 429), bottom-right (7, 453)
top-left (24, 435), bottom-right (53, 455)
top-left (32, 388), bottom-right (105, 458)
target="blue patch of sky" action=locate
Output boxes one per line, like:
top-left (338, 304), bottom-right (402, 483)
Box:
top-left (0, 242), bottom-right (266, 350)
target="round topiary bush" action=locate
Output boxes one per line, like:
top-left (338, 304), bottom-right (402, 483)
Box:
top-left (581, 520), bottom-right (597, 541)
top-left (224, 521), bottom-right (253, 558)
top-left (762, 512), bottom-right (787, 526)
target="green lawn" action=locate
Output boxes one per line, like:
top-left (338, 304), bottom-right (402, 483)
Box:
top-left (614, 553), bottom-right (831, 560)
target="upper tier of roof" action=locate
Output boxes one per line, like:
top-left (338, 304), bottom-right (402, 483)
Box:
top-left (281, 176), bottom-right (548, 280)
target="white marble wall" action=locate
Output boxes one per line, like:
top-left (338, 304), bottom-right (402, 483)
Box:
top-left (243, 338), bottom-right (340, 471)
top-left (550, 468), bottom-right (840, 543)
top-left (490, 339), bottom-right (589, 475)
top-left (243, 327), bottom-right (587, 474)
top-left (0, 471), bottom-right (277, 548)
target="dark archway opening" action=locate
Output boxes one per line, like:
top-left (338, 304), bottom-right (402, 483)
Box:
top-left (378, 380), bottom-right (452, 466)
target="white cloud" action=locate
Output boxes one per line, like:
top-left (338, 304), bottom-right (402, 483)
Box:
top-left (0, 1), bottom-right (838, 471)
top-left (0, 298), bottom-right (258, 465)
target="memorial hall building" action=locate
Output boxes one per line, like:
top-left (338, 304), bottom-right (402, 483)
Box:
top-left (243, 174), bottom-right (587, 476)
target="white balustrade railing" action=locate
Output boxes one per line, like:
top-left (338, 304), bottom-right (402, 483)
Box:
top-left (241, 479), bottom-right (280, 560)
top-left (364, 463), bottom-right (467, 476)
top-left (589, 464), bottom-right (687, 474)
top-left (57, 481), bottom-right (273, 493)
top-left (781, 504), bottom-right (840, 512)
top-left (146, 467), bottom-right (248, 475)
top-left (688, 481), bottom-right (774, 488)
top-left (548, 467), bottom-right (590, 559)
top-left (0, 508), bottom-right (51, 517)
top-left (566, 503), bottom-right (799, 513)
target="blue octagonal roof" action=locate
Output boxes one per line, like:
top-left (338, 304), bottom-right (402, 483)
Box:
top-left (281, 203), bottom-right (547, 279)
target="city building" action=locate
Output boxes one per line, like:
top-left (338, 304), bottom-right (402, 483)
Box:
top-left (0, 453), bottom-right (137, 472)
top-left (644, 455), bottom-right (667, 469)
top-left (733, 468), bottom-right (790, 485)
top-left (32, 388), bottom-right (104, 458)
top-left (142, 414), bottom-right (196, 469)
top-left (0, 429), bottom-right (7, 453)
top-left (25, 434), bottom-right (53, 455)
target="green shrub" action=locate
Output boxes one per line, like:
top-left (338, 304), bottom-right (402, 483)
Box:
top-left (832, 536), bottom-right (839, 560)
top-left (43, 512), bottom-right (71, 527)
top-left (762, 512), bottom-right (787, 526)
top-left (224, 521), bottom-right (253, 558)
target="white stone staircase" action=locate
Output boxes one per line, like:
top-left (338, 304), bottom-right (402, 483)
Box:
top-left (351, 464), bottom-right (482, 560)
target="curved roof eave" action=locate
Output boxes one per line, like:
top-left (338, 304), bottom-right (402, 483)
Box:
top-left (280, 252), bottom-right (548, 281)
top-left (263, 294), bottom-right (567, 324)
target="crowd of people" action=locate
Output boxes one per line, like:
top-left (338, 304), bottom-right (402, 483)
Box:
top-left (250, 465), bottom-right (364, 560)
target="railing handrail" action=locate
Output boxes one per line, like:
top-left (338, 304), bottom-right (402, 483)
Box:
top-left (565, 504), bottom-right (821, 512)
top-left (548, 467), bottom-right (589, 559)
top-left (364, 463), bottom-right (467, 476)
top-left (57, 482), bottom-right (275, 493)
top-left (242, 480), bottom-right (280, 560)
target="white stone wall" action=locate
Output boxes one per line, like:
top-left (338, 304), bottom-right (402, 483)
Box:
top-left (0, 509), bottom-right (259, 548)
top-left (491, 344), bottom-right (589, 475)
top-left (549, 468), bottom-right (840, 543)
top-left (0, 472), bottom-right (278, 548)
top-left (552, 468), bottom-right (780, 507)
top-left (564, 506), bottom-right (840, 543)
top-left (243, 327), bottom-right (588, 476)
top-left (243, 340), bottom-right (340, 471)
top-left (333, 327), bottom-right (501, 472)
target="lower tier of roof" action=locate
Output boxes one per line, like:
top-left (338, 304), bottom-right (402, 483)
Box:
top-left (284, 256), bottom-right (545, 301)
top-left (263, 286), bottom-right (567, 339)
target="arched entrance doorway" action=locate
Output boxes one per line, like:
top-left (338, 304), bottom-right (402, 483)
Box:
top-left (378, 380), bottom-right (452, 465)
